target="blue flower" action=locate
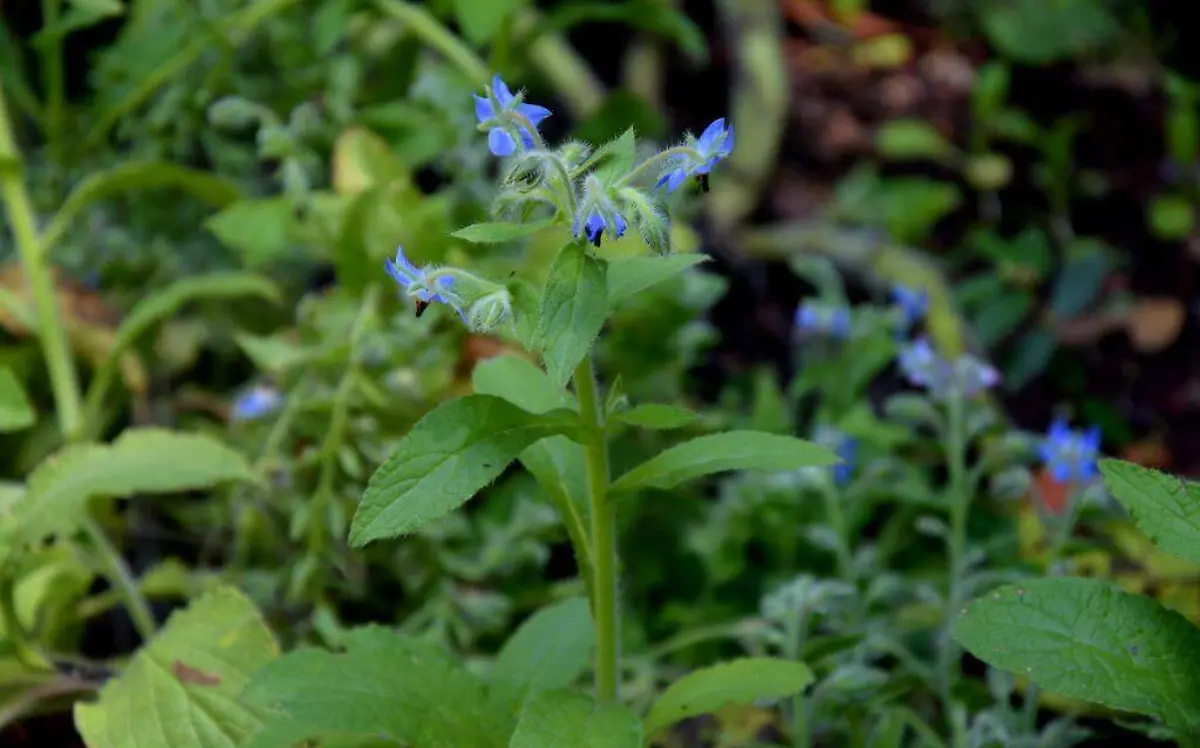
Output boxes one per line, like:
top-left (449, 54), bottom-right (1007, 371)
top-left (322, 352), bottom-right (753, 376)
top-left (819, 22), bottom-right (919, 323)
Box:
top-left (232, 385), bottom-right (280, 422)
top-left (795, 301), bottom-right (852, 339)
top-left (657, 118), bottom-right (735, 193)
top-left (955, 355), bottom-right (1001, 397)
top-left (574, 206), bottom-right (628, 247)
top-left (898, 337), bottom-right (999, 399)
top-left (814, 426), bottom-right (858, 485)
top-left (384, 246), bottom-right (464, 320)
top-left (1038, 418), bottom-right (1102, 484)
top-left (891, 284), bottom-right (928, 328)
top-left (474, 74), bottom-right (552, 157)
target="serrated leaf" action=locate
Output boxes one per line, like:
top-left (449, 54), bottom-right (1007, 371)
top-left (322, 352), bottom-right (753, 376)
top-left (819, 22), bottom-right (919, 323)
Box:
top-left (610, 404), bottom-right (698, 430)
top-left (1099, 459), bottom-right (1200, 564)
top-left (537, 244), bottom-right (607, 387)
top-left (952, 577), bottom-right (1200, 733)
top-left (606, 254), bottom-right (707, 309)
top-left (610, 431), bottom-right (838, 495)
top-left (350, 395), bottom-right (583, 546)
top-left (453, 219), bottom-right (556, 244)
top-left (243, 627), bottom-right (510, 747)
top-left (0, 366), bottom-right (34, 432)
top-left (644, 658), bottom-right (815, 736)
top-left (492, 597), bottom-right (594, 704)
top-left (10, 429), bottom-right (253, 553)
top-left (510, 689), bottom-right (643, 748)
top-left (74, 586), bottom-right (279, 748)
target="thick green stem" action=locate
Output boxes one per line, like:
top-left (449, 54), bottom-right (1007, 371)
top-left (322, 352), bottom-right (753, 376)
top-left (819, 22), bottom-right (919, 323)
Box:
top-left (0, 82), bottom-right (83, 439)
top-left (573, 357), bottom-right (619, 703)
top-left (81, 516), bottom-right (157, 641)
top-left (939, 390), bottom-right (968, 727)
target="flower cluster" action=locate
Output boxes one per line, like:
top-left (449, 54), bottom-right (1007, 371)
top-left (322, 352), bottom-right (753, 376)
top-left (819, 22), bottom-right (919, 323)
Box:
top-left (384, 247), bottom-right (512, 332)
top-left (897, 337), bottom-right (1000, 400)
top-left (1038, 418), bottom-right (1102, 485)
top-left (232, 384), bottom-right (281, 422)
top-left (795, 301), bottom-right (852, 340)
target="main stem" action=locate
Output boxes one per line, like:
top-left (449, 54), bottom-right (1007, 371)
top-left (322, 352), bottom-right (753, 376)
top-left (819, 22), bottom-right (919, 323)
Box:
top-left (0, 83), bottom-right (83, 438)
top-left (940, 390), bottom-right (969, 727)
top-left (573, 356), bottom-right (619, 703)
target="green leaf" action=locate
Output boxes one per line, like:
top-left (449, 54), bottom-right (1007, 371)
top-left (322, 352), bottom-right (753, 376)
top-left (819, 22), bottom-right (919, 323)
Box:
top-left (1147, 194), bottom-right (1196, 241)
top-left (205, 197), bottom-right (297, 267)
top-left (979, 0), bottom-right (1119, 65)
top-left (1098, 460), bottom-right (1200, 564)
top-left (610, 403), bottom-right (698, 430)
top-left (471, 355), bottom-right (573, 414)
top-left (74, 586), bottom-right (279, 748)
top-left (8, 429), bottom-right (252, 553)
top-left (0, 367), bottom-right (34, 433)
top-left (610, 431), bottom-right (838, 495)
top-left (452, 219), bottom-right (556, 244)
top-left (350, 395), bottom-right (582, 546)
top-left (952, 577), bottom-right (1200, 733)
top-left (1002, 328), bottom-right (1056, 392)
top-left (41, 161), bottom-right (241, 253)
top-left (537, 244), bottom-right (608, 388)
top-left (875, 119), bottom-right (956, 162)
top-left (510, 689), bottom-right (643, 748)
top-left (587, 127), bottom-right (638, 181)
top-left (644, 658), bottom-right (815, 736)
top-left (492, 598), bottom-right (594, 704)
top-left (606, 254), bottom-right (707, 309)
top-left (1049, 243), bottom-right (1109, 318)
top-left (244, 627), bottom-right (509, 747)
top-left (451, 0), bottom-right (523, 45)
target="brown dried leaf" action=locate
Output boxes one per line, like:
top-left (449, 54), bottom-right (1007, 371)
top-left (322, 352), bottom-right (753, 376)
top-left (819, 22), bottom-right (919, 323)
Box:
top-left (1126, 297), bottom-right (1185, 352)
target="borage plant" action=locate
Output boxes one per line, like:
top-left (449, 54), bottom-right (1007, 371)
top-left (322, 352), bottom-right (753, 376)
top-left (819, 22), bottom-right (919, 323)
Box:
top-left (235, 75), bottom-right (837, 744)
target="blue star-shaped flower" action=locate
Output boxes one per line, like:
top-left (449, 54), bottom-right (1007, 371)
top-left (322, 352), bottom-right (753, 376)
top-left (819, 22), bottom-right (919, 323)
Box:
top-left (657, 118), bottom-right (735, 193)
top-left (1038, 418), bottom-right (1102, 484)
top-left (574, 207), bottom-right (628, 247)
top-left (384, 246), bottom-right (463, 319)
top-left (473, 74), bottom-right (552, 157)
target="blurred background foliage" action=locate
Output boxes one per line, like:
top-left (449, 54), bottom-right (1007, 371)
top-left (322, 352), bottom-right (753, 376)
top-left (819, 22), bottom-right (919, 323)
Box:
top-left (1, 0), bottom-right (1199, 745)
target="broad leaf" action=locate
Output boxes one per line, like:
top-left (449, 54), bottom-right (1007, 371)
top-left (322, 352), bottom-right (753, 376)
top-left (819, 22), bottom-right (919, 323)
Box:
top-left (471, 355), bottom-right (574, 415)
top-left (537, 244), bottom-right (608, 387)
top-left (510, 689), bottom-right (643, 748)
top-left (606, 254), bottom-right (707, 309)
top-left (452, 220), bottom-right (555, 244)
top-left (1099, 459), bottom-right (1200, 564)
top-left (610, 431), bottom-right (838, 495)
top-left (644, 658), bottom-right (815, 736)
top-left (451, 0), bottom-right (523, 44)
top-left (205, 197), bottom-right (297, 267)
top-left (244, 627), bottom-right (510, 747)
top-left (350, 395), bottom-right (582, 546)
top-left (610, 404), bottom-right (698, 430)
top-left (10, 429), bottom-right (253, 553)
top-left (953, 577), bottom-right (1200, 733)
top-left (492, 598), bottom-right (594, 704)
top-left (0, 366), bottom-right (34, 432)
top-left (74, 586), bottom-right (278, 748)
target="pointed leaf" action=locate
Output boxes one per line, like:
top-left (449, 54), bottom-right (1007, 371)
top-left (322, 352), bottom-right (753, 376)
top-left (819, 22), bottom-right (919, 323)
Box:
top-left (606, 254), bottom-right (707, 309)
top-left (350, 395), bottom-right (583, 546)
top-left (471, 354), bottom-right (574, 414)
top-left (492, 598), bottom-right (594, 703)
top-left (74, 586), bottom-right (279, 748)
top-left (610, 431), bottom-right (838, 495)
top-left (453, 220), bottom-right (556, 244)
top-left (537, 244), bottom-right (607, 387)
top-left (611, 403), bottom-right (699, 430)
top-left (510, 689), bottom-right (642, 748)
top-left (644, 658), bottom-right (815, 736)
top-left (1099, 459), bottom-right (1200, 564)
top-left (953, 577), bottom-right (1200, 733)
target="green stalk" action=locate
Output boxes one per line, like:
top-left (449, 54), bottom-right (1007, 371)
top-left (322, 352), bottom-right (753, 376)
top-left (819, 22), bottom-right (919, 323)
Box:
top-left (81, 516), bottom-right (157, 641)
top-left (0, 82), bottom-right (83, 439)
top-left (573, 356), bottom-right (619, 703)
top-left (373, 0), bottom-right (490, 86)
top-left (939, 389), bottom-right (969, 741)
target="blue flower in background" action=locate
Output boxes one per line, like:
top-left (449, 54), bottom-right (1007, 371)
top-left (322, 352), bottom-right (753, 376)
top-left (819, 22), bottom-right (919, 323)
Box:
top-left (795, 301), bottom-right (852, 339)
top-left (955, 354), bottom-right (1001, 398)
top-left (473, 74), bottom-right (552, 157)
top-left (657, 118), bottom-right (735, 193)
top-left (891, 284), bottom-right (928, 328)
top-left (1039, 418), bottom-right (1102, 484)
top-left (897, 337), bottom-right (941, 389)
top-left (232, 385), bottom-right (281, 422)
top-left (574, 206), bottom-right (628, 247)
top-left (814, 426), bottom-right (858, 485)
top-left (898, 337), bottom-right (999, 399)
top-left (385, 246), bottom-right (464, 320)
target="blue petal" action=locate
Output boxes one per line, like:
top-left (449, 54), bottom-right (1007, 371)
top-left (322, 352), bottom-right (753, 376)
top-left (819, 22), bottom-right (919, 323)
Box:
top-left (720, 124), bottom-right (734, 155)
top-left (492, 74), bottom-right (513, 107)
top-left (585, 211), bottom-right (606, 239)
top-left (1050, 462), bottom-right (1072, 484)
top-left (664, 168), bottom-right (687, 193)
top-left (613, 212), bottom-right (628, 238)
top-left (517, 102), bottom-right (552, 126)
top-left (488, 128), bottom-right (516, 157)
top-left (474, 95), bottom-right (494, 123)
top-left (518, 126), bottom-right (536, 149)
top-left (698, 118), bottom-right (726, 151)
top-left (1083, 425), bottom-right (1102, 450)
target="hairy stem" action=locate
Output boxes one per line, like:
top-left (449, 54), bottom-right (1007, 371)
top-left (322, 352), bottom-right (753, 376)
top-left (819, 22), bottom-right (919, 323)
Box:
top-left (573, 356), bottom-right (619, 702)
top-left (82, 516), bottom-right (157, 642)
